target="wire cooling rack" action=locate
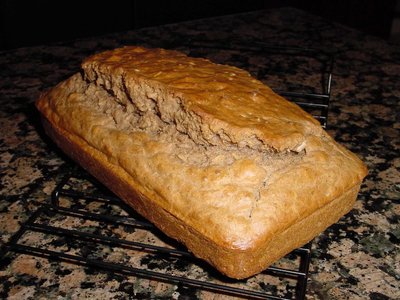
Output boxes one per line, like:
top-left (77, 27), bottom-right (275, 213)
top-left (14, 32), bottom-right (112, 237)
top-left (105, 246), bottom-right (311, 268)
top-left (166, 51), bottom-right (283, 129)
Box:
top-left (2, 173), bottom-right (313, 299)
top-left (0, 44), bottom-right (334, 299)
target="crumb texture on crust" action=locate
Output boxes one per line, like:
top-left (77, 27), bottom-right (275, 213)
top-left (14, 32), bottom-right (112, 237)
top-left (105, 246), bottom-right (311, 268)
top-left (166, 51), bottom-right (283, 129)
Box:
top-left (36, 46), bottom-right (367, 275)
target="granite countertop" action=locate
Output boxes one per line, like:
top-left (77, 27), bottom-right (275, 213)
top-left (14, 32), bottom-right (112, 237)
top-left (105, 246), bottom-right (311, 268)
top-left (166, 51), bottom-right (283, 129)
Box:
top-left (0, 7), bottom-right (399, 300)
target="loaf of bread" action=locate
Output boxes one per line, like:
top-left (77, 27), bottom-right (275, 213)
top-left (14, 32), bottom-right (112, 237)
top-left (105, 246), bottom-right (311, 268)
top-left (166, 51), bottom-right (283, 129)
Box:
top-left (36, 46), bottom-right (367, 279)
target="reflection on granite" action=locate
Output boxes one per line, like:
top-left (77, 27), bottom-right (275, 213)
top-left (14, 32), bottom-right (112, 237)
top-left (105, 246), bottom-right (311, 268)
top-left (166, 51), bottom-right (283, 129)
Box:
top-left (0, 7), bottom-right (399, 300)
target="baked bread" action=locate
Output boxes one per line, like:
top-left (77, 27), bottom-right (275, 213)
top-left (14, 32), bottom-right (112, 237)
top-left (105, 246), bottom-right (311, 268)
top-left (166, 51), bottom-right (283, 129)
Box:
top-left (36, 46), bottom-right (367, 279)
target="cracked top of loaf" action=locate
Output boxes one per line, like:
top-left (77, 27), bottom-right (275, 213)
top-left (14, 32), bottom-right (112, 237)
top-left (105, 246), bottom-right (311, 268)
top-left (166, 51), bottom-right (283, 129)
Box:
top-left (82, 46), bottom-right (323, 152)
top-left (37, 46), bottom-right (367, 253)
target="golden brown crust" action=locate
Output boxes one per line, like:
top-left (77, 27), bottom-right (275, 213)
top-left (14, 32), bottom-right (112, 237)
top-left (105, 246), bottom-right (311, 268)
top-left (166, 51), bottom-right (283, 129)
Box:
top-left (36, 46), bottom-right (367, 279)
top-left (39, 114), bottom-right (362, 279)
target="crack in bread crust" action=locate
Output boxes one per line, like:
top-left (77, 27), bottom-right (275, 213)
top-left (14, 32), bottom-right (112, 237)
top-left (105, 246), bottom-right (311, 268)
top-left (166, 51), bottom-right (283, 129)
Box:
top-left (83, 46), bottom-right (325, 152)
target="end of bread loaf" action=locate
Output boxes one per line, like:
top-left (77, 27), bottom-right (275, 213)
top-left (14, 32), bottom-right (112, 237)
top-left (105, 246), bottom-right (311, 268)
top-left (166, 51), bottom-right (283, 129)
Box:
top-left (36, 46), bottom-right (367, 279)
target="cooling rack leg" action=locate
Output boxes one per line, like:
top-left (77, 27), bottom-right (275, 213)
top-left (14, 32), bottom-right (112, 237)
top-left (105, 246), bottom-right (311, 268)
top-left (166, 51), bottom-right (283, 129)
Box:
top-left (295, 243), bottom-right (312, 300)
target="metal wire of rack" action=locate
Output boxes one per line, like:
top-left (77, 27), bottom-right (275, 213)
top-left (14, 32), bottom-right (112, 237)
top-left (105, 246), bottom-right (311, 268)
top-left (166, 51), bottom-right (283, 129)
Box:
top-left (1, 173), bottom-right (313, 299)
top-left (0, 44), bottom-right (334, 299)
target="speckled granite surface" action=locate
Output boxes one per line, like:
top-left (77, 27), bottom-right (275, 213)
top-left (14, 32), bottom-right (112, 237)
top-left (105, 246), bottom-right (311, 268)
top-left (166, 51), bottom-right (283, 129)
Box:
top-left (0, 7), bottom-right (399, 300)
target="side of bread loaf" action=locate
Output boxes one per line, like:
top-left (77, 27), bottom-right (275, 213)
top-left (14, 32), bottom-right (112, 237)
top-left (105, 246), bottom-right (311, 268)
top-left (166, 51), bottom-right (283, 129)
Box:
top-left (36, 46), bottom-right (367, 279)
